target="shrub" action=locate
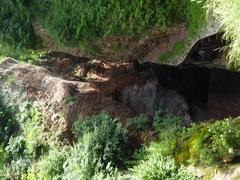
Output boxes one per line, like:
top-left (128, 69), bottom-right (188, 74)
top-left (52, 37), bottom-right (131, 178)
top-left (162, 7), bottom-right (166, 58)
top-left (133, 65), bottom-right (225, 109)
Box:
top-left (132, 155), bottom-right (196, 180)
top-left (73, 113), bottom-right (129, 168)
top-left (0, 144), bottom-right (6, 175)
top-left (202, 118), bottom-right (240, 164)
top-left (5, 136), bottom-right (31, 179)
top-left (176, 118), bottom-right (240, 165)
top-left (128, 113), bottom-right (187, 170)
top-left (17, 103), bottom-right (48, 159)
top-left (0, 92), bottom-right (18, 145)
top-left (152, 112), bottom-right (185, 156)
top-left (26, 147), bottom-right (68, 179)
top-left (153, 112), bottom-right (183, 132)
top-left (136, 113), bottom-right (240, 166)
top-left (126, 114), bottom-right (152, 132)
top-left (62, 133), bottom-right (121, 180)
top-left (3, 103), bottom-right (49, 178)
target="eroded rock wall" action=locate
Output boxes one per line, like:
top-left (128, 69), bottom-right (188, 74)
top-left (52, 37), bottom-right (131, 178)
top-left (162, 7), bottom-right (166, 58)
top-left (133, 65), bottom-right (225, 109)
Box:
top-left (0, 58), bottom-right (191, 139)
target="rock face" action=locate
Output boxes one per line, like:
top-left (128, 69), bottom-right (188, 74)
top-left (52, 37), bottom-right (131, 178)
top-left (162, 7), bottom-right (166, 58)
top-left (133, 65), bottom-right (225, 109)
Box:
top-left (120, 80), bottom-right (190, 123)
top-left (187, 164), bottom-right (240, 180)
top-left (0, 58), bottom-right (190, 138)
top-left (213, 165), bottom-right (240, 180)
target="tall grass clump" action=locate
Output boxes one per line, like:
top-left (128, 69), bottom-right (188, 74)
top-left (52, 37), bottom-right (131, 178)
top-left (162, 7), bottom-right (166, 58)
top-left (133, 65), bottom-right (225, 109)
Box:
top-left (0, 0), bottom-right (43, 63)
top-left (0, 0), bottom-right (207, 58)
top-left (0, 0), bottom-right (36, 48)
top-left (206, 0), bottom-right (240, 70)
top-left (159, 0), bottom-right (206, 64)
top-left (34, 0), bottom-right (206, 50)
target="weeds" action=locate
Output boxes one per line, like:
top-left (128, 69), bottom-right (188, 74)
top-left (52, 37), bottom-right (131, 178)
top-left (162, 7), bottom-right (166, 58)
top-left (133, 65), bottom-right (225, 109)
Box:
top-left (158, 0), bottom-right (206, 64)
top-left (0, 0), bottom-right (206, 57)
top-left (205, 0), bottom-right (240, 70)
top-left (2, 90), bottom-right (239, 179)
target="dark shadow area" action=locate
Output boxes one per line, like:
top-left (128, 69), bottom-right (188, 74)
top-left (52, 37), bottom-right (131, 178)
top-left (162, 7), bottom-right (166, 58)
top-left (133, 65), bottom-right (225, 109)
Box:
top-left (115, 32), bottom-right (240, 122)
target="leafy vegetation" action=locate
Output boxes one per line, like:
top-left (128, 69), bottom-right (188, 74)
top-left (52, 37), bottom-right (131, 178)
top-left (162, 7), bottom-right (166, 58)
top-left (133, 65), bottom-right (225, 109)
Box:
top-left (176, 118), bottom-right (240, 165)
top-left (0, 0), bottom-right (206, 60)
top-left (36, 0), bottom-right (204, 46)
top-left (73, 113), bottom-right (129, 169)
top-left (159, 0), bottom-right (206, 64)
top-left (132, 155), bottom-right (196, 180)
top-left (0, 92), bottom-right (18, 145)
top-left (0, 96), bottom-right (197, 180)
top-left (126, 114), bottom-right (152, 132)
top-left (205, 0), bottom-right (240, 70)
top-left (137, 113), bottom-right (240, 167)
top-left (0, 45), bottom-right (45, 65)
top-left (62, 133), bottom-right (121, 180)
top-left (2, 92), bottom-right (240, 179)
top-left (0, 0), bottom-right (36, 48)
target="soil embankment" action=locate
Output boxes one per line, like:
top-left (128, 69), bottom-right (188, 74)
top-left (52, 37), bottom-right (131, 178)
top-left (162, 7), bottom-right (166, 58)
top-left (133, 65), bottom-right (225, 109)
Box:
top-left (1, 49), bottom-right (240, 139)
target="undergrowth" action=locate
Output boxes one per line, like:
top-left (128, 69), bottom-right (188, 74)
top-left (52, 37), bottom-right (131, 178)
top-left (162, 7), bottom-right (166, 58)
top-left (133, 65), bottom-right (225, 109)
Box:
top-left (0, 0), bottom-right (36, 48)
top-left (0, 96), bottom-right (197, 180)
top-left (205, 0), bottom-right (240, 70)
top-left (0, 43), bottom-right (45, 64)
top-left (158, 0), bottom-right (207, 64)
top-left (135, 113), bottom-right (240, 167)
top-left (2, 91), bottom-right (239, 179)
top-left (0, 0), bottom-right (207, 60)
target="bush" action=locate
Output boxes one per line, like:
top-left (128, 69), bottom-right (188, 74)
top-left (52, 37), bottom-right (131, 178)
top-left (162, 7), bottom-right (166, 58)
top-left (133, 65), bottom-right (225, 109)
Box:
top-left (3, 103), bottom-right (49, 178)
top-left (26, 147), bottom-right (68, 179)
top-left (132, 155), bottom-right (196, 180)
top-left (176, 118), bottom-right (240, 165)
top-left (5, 136), bottom-right (31, 179)
top-left (206, 119), bottom-right (240, 162)
top-left (153, 112), bottom-right (183, 132)
top-left (135, 113), bottom-right (240, 166)
top-left (73, 113), bottom-right (129, 168)
top-left (0, 92), bottom-right (18, 145)
top-left (0, 144), bottom-right (6, 175)
top-left (22, 113), bottom-right (128, 179)
top-left (17, 103), bottom-right (48, 159)
top-left (152, 112), bottom-right (186, 156)
top-left (63, 134), bottom-right (121, 180)
top-left (126, 114), bottom-right (152, 132)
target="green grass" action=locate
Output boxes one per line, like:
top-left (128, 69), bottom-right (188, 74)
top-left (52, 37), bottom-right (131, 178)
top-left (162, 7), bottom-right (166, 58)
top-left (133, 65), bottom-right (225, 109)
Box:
top-left (159, 40), bottom-right (187, 64)
top-left (0, 43), bottom-right (45, 65)
top-left (158, 0), bottom-right (207, 64)
top-left (0, 0), bottom-right (207, 58)
top-left (0, 1), bottom-right (36, 48)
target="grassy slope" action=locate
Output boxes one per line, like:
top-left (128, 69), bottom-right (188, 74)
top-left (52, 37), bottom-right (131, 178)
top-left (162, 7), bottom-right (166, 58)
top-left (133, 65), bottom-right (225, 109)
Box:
top-left (0, 0), bottom-right (206, 63)
top-left (158, 0), bottom-right (207, 64)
